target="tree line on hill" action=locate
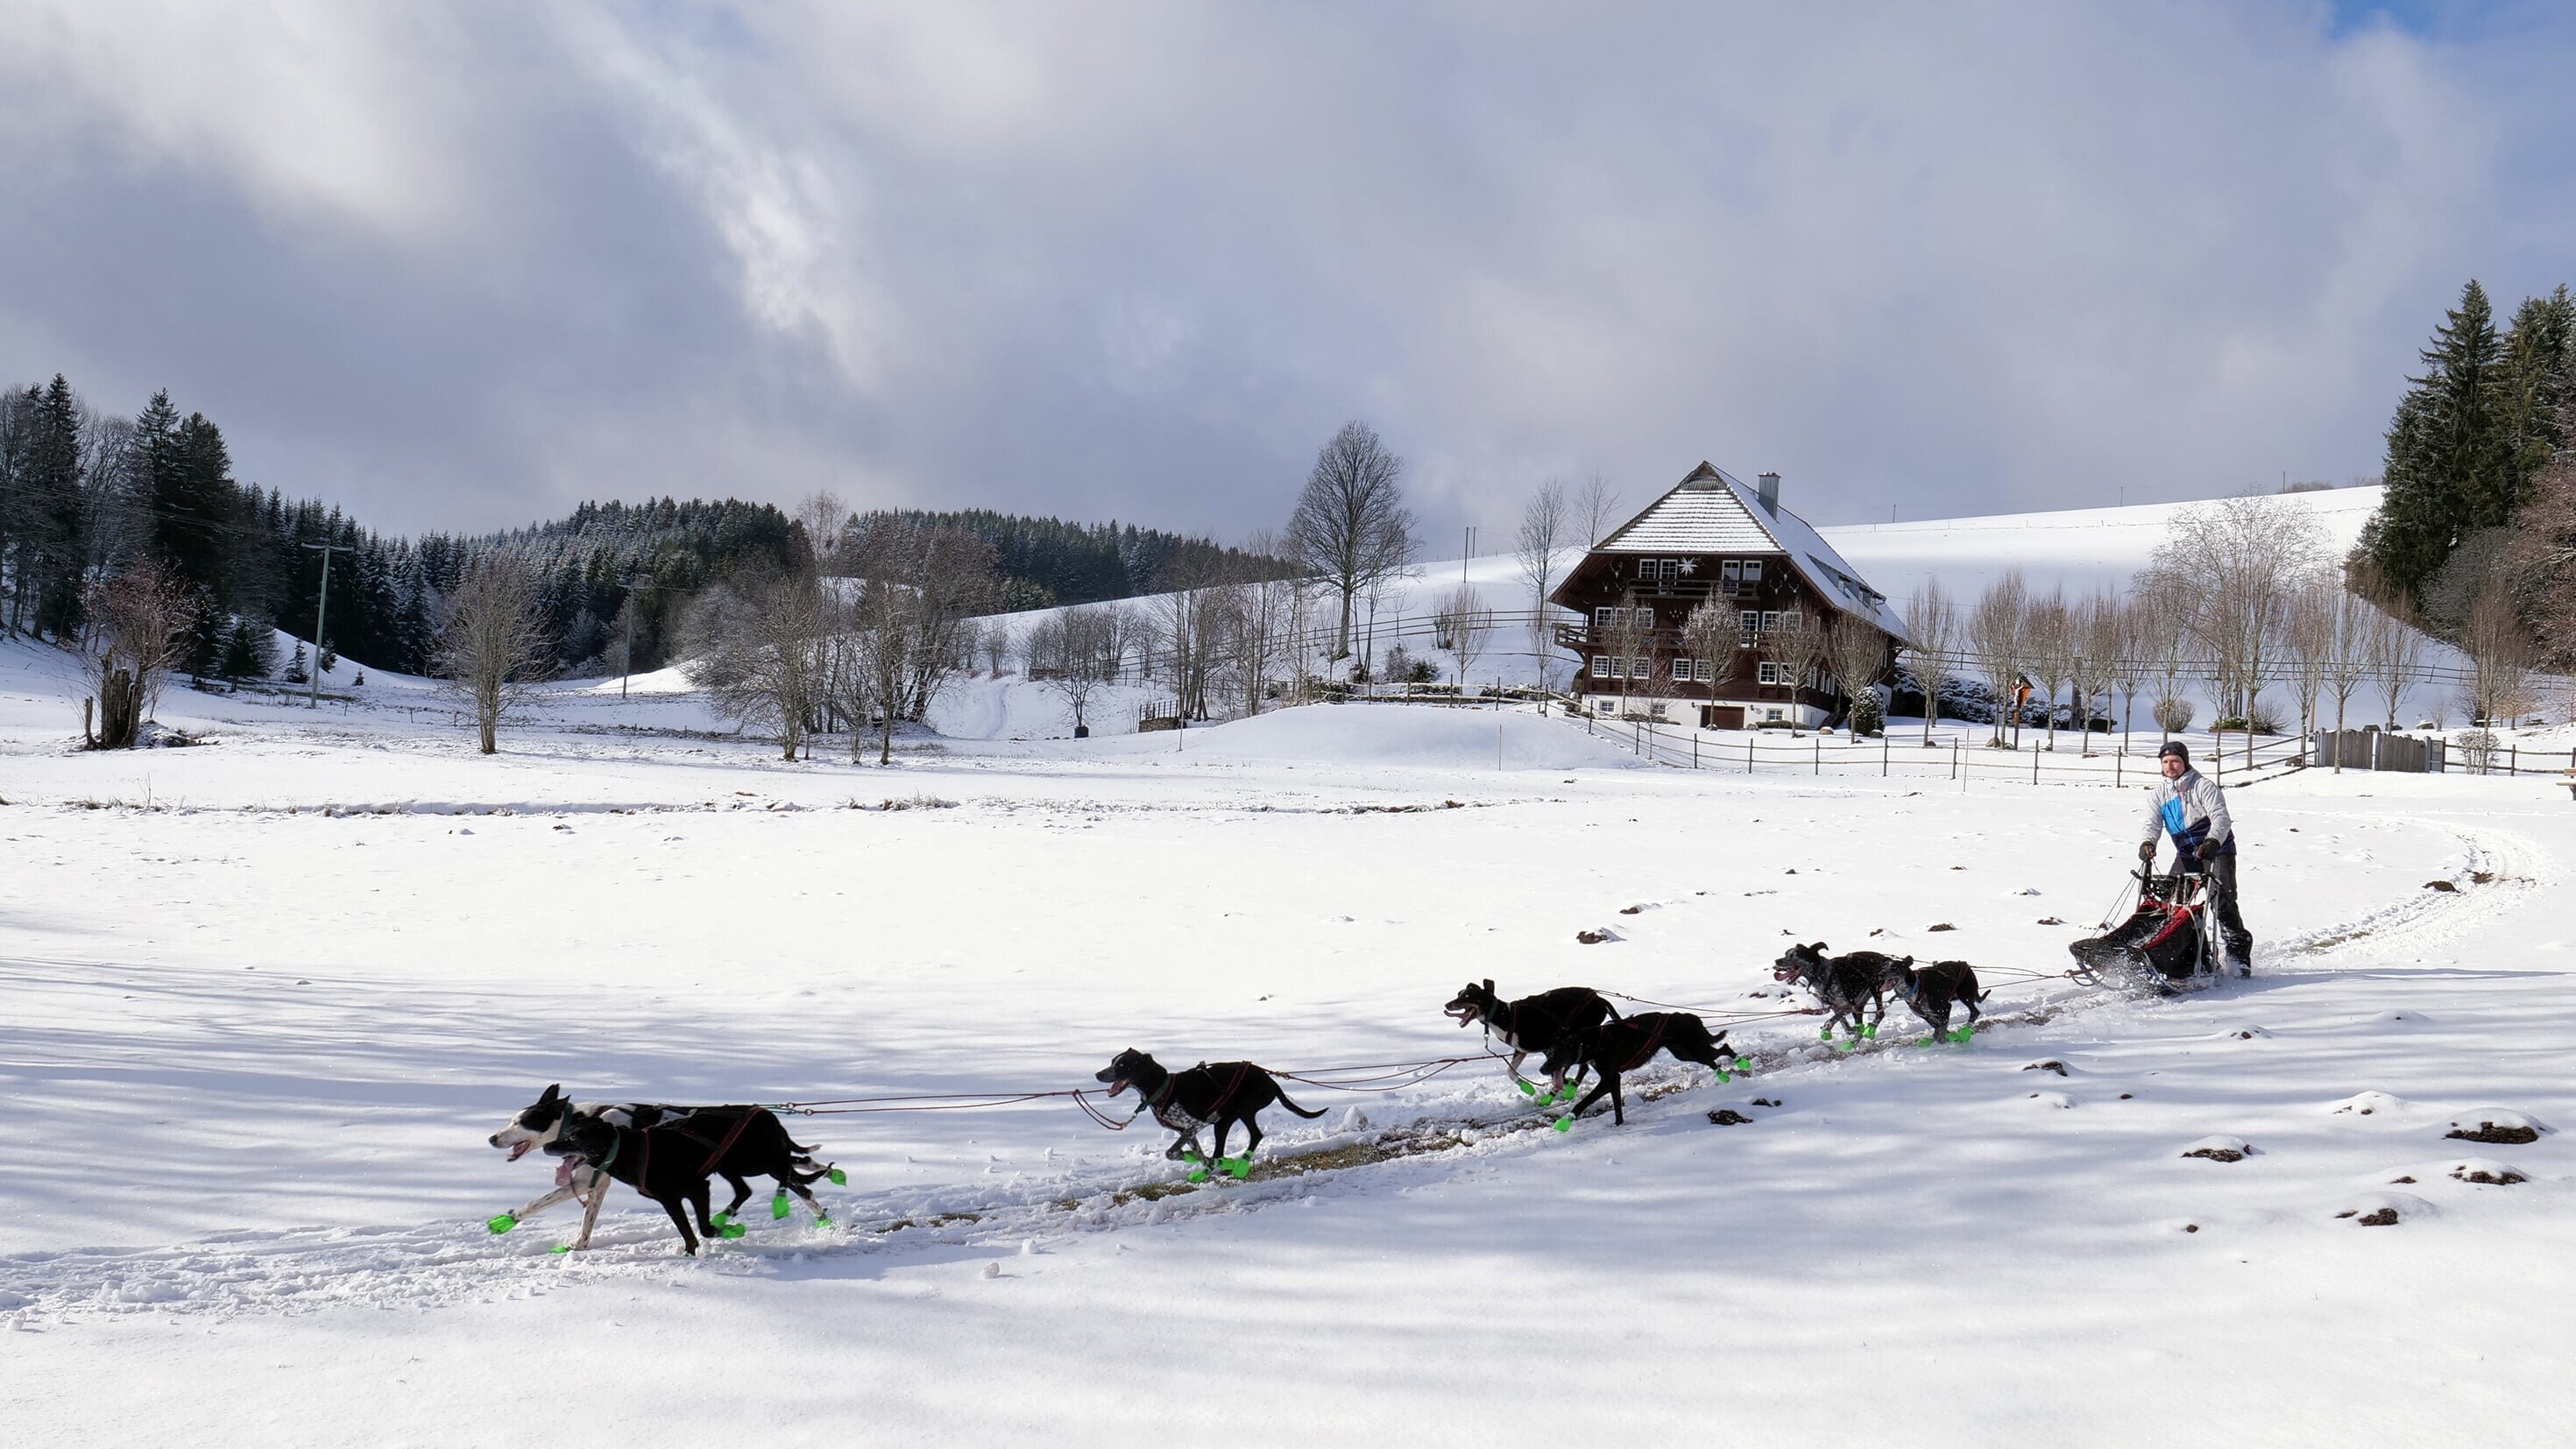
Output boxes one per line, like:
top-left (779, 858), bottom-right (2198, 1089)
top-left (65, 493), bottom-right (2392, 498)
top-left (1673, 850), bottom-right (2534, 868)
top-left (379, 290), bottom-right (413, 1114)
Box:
top-left (0, 374), bottom-right (1291, 748)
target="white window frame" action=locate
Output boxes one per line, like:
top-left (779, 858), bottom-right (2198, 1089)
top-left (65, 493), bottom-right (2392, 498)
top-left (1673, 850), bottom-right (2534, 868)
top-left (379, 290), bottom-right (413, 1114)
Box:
top-left (1628, 656), bottom-right (1650, 681)
top-left (1720, 560), bottom-right (1742, 583)
top-left (1757, 661), bottom-right (1780, 685)
top-left (1743, 561), bottom-right (1763, 582)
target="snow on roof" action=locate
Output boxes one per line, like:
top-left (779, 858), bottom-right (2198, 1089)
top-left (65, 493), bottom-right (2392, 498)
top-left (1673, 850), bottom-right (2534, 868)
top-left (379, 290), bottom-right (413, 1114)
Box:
top-left (1597, 463), bottom-right (1914, 645)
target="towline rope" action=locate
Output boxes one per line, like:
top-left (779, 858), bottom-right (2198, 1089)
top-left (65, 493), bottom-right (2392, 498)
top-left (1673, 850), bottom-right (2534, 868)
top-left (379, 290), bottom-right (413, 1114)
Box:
top-left (1600, 990), bottom-right (1825, 1021)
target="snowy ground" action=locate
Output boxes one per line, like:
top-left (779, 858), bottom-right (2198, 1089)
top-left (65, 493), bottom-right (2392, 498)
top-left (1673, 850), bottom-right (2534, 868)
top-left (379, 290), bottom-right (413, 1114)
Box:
top-left (4, 632), bottom-right (2574, 1445)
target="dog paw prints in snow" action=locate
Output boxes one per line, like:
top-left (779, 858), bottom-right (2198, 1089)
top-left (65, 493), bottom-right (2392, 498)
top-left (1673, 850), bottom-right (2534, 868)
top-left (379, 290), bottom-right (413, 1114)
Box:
top-left (2445, 1109), bottom-right (2546, 1146)
top-left (2180, 1135), bottom-right (2253, 1163)
top-left (2219, 1025), bottom-right (2271, 1042)
top-left (2022, 1059), bottom-right (2071, 1077)
top-left (2022, 1091), bottom-right (2077, 1110)
top-left (1575, 926), bottom-right (1623, 945)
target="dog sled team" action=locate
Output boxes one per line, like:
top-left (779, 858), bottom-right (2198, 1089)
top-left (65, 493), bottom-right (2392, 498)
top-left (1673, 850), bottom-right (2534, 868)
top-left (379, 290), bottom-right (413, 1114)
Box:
top-left (491, 739), bottom-right (2259, 1254)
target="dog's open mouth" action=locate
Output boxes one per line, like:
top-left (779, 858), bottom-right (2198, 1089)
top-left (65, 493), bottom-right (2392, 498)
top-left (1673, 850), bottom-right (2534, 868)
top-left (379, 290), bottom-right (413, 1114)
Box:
top-left (552, 1156), bottom-right (584, 1188)
top-left (505, 1141), bottom-right (534, 1162)
top-left (1104, 1078), bottom-right (1130, 1098)
top-left (1442, 1006), bottom-right (1476, 1024)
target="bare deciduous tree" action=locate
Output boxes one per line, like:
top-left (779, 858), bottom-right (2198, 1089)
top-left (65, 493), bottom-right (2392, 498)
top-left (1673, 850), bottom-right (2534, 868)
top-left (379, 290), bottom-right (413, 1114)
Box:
top-left (2146, 494), bottom-right (2325, 730)
top-left (1759, 607), bottom-right (1828, 726)
top-left (2278, 572), bottom-right (2338, 744)
top-left (1434, 583), bottom-right (1497, 689)
top-left (979, 620), bottom-right (1012, 677)
top-left (1514, 479), bottom-right (1570, 691)
top-left (1966, 571), bottom-right (2029, 746)
top-left (2022, 589), bottom-right (2076, 749)
top-left (2363, 597), bottom-right (2427, 729)
top-left (1595, 590), bottom-right (1654, 715)
top-left (434, 553), bottom-right (553, 754)
top-left (1574, 471), bottom-right (1622, 548)
top-left (2072, 590), bottom-right (2124, 755)
top-left (2318, 585), bottom-right (2375, 771)
top-left (2131, 582), bottom-right (2201, 743)
top-left (682, 567), bottom-right (834, 760)
top-left (1679, 601), bottom-right (1736, 722)
top-left (81, 561), bottom-right (195, 749)
top-left (2459, 580), bottom-right (2538, 726)
top-left (837, 517), bottom-right (999, 764)
top-left (1902, 579), bottom-right (1960, 744)
top-left (1820, 615), bottom-right (1893, 733)
top-left (1287, 421), bottom-right (1416, 661)
top-left (1030, 604), bottom-right (1115, 734)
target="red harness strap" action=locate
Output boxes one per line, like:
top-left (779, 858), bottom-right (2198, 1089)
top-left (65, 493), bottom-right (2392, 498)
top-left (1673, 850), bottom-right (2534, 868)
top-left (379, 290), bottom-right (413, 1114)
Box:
top-left (1616, 1015), bottom-right (1674, 1074)
top-left (631, 1111), bottom-right (762, 1198)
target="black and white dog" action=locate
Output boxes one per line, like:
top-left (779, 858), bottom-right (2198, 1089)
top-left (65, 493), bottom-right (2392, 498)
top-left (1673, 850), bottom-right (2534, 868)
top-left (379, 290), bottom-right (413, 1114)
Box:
top-left (1095, 1049), bottom-right (1323, 1179)
top-left (1539, 1012), bottom-right (1734, 1126)
top-left (1883, 958), bottom-right (1990, 1042)
top-left (1773, 943), bottom-right (1896, 1041)
top-left (487, 1085), bottom-right (834, 1248)
top-left (544, 1105), bottom-right (834, 1255)
top-left (1442, 979), bottom-right (1621, 1099)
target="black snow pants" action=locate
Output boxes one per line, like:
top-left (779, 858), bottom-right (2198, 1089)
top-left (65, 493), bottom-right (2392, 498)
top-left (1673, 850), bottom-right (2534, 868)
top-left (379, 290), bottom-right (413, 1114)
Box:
top-left (2204, 853), bottom-right (2254, 970)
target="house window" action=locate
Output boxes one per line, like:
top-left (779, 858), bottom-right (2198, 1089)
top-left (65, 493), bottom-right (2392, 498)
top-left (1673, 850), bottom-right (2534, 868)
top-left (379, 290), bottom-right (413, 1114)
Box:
top-left (1764, 707), bottom-right (1784, 722)
top-left (1757, 662), bottom-right (1780, 685)
top-left (1743, 561), bottom-right (1763, 582)
top-left (1739, 610), bottom-right (1759, 633)
top-left (1780, 610), bottom-right (1800, 632)
top-left (1628, 656), bottom-right (1649, 681)
top-left (1761, 611), bottom-right (1782, 633)
top-left (1720, 560), bottom-right (1741, 583)
top-left (1674, 655), bottom-right (1695, 682)
top-left (1594, 606), bottom-right (1617, 628)
top-left (1590, 655), bottom-right (1612, 678)
top-left (1698, 660), bottom-right (1717, 682)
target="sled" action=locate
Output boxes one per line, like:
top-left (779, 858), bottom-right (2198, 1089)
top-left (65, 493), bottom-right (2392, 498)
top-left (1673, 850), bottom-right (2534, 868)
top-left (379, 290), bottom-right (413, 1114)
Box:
top-left (2069, 866), bottom-right (2219, 994)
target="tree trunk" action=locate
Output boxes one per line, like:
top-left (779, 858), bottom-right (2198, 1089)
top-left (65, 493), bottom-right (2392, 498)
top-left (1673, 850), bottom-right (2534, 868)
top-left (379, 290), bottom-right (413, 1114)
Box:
top-left (97, 668), bottom-right (142, 749)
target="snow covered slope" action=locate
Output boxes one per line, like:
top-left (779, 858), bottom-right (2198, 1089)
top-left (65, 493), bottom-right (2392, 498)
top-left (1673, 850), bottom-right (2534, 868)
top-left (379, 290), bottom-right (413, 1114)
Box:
top-left (6, 662), bottom-right (2574, 1444)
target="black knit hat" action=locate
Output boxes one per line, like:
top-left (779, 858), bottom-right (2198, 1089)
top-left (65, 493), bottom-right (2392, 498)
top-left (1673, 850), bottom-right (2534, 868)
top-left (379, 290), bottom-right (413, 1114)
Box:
top-left (2157, 740), bottom-right (2190, 763)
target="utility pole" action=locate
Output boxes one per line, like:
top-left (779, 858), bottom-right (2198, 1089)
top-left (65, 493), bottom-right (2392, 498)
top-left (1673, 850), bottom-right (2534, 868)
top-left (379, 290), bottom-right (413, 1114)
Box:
top-left (301, 541), bottom-right (343, 709)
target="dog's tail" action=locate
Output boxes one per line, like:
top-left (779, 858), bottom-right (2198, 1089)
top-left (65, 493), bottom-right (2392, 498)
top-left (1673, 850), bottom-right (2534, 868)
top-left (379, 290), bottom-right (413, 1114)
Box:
top-left (1971, 986), bottom-right (1992, 1003)
top-left (1275, 1089), bottom-right (1327, 1120)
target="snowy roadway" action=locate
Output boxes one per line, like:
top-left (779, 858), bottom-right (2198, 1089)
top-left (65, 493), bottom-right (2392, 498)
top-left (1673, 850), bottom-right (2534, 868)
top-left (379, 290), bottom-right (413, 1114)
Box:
top-left (3, 670), bottom-right (2572, 1445)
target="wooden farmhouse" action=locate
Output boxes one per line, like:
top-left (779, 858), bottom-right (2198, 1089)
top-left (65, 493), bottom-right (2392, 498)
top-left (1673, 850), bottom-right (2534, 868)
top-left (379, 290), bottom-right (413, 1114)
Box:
top-left (1547, 462), bottom-right (1913, 729)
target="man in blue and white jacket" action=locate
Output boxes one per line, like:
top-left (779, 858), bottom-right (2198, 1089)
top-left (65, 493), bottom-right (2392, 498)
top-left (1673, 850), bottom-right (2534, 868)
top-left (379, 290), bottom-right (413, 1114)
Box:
top-left (2137, 740), bottom-right (2255, 975)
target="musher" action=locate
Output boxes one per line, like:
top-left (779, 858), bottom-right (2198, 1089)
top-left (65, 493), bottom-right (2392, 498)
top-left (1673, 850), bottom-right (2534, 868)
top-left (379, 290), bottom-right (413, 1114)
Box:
top-left (2137, 740), bottom-right (2254, 976)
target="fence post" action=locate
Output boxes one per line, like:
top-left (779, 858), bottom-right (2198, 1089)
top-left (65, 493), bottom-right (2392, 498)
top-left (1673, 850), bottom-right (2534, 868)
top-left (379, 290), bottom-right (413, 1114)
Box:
top-left (1814, 732), bottom-right (1821, 775)
top-left (2115, 747), bottom-right (2122, 788)
top-left (2510, 745), bottom-right (2517, 776)
top-left (1693, 734), bottom-right (1698, 770)
top-left (1747, 737), bottom-right (1754, 774)
top-left (1882, 732), bottom-right (1890, 777)
top-left (2032, 741), bottom-right (2040, 785)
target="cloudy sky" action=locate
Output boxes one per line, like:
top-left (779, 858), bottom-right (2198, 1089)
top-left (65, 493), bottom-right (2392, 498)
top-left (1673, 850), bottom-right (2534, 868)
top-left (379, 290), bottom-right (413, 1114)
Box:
top-left (3, 2), bottom-right (2571, 543)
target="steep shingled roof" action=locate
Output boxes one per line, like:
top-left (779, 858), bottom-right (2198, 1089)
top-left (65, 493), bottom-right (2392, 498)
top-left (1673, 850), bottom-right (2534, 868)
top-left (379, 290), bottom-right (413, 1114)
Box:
top-left (1596, 462), bottom-right (1914, 644)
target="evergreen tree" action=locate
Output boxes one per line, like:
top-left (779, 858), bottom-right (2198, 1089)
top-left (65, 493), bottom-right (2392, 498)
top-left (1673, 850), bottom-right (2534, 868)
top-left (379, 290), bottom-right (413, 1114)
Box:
top-left (2364, 280), bottom-right (2517, 601)
top-left (2502, 285), bottom-right (2572, 485)
top-left (23, 377), bottom-right (88, 636)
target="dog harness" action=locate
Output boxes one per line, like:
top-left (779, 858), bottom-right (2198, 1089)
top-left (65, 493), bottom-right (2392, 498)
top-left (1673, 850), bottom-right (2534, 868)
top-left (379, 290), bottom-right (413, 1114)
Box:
top-left (1611, 1015), bottom-right (1674, 1074)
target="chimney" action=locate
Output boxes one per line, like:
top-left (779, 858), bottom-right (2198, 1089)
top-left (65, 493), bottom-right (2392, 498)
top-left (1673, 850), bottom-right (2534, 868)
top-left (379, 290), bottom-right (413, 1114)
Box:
top-left (1756, 471), bottom-right (1781, 513)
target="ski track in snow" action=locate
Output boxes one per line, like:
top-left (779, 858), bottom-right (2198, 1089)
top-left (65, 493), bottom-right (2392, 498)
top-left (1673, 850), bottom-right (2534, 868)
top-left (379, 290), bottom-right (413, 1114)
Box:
top-left (5, 818), bottom-right (2542, 1326)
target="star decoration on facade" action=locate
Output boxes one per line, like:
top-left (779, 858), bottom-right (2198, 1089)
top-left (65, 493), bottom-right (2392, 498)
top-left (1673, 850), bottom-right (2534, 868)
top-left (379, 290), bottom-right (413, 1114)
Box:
top-left (1677, 558), bottom-right (1697, 575)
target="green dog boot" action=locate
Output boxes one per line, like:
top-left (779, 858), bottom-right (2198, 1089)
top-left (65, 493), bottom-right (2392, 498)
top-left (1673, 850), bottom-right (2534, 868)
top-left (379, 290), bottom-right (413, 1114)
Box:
top-left (1715, 1070), bottom-right (1731, 1085)
top-left (1952, 1026), bottom-right (1975, 1044)
top-left (486, 1212), bottom-right (518, 1235)
top-left (1552, 1116), bottom-right (1573, 1133)
top-left (720, 1220), bottom-right (747, 1240)
top-left (1186, 1166), bottom-right (1209, 1184)
top-left (827, 1167), bottom-right (847, 1186)
top-left (1862, 1023), bottom-right (1877, 1040)
top-left (1818, 1026), bottom-right (1832, 1041)
top-left (1517, 1078), bottom-right (1539, 1097)
top-left (815, 1214), bottom-right (835, 1230)
top-left (1222, 1156), bottom-right (1252, 1180)
top-left (549, 1244), bottom-right (574, 1255)
top-left (771, 1191), bottom-right (791, 1220)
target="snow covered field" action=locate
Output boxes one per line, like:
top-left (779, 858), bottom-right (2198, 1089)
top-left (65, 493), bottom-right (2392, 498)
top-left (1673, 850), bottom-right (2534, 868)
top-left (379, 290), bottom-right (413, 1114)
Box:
top-left (4, 629), bottom-right (2574, 1446)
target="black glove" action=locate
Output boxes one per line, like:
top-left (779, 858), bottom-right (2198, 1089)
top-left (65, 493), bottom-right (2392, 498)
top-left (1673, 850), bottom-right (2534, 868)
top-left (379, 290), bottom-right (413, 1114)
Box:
top-left (2138, 841), bottom-right (2157, 863)
top-left (2196, 839), bottom-right (2221, 864)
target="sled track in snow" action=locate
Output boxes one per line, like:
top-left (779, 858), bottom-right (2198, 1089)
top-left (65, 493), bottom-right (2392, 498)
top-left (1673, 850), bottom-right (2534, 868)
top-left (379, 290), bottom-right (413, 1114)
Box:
top-left (2, 821), bottom-right (2547, 1325)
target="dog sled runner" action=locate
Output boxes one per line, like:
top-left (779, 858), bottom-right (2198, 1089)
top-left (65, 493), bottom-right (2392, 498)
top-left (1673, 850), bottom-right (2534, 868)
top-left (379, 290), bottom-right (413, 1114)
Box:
top-left (2068, 866), bottom-right (2220, 994)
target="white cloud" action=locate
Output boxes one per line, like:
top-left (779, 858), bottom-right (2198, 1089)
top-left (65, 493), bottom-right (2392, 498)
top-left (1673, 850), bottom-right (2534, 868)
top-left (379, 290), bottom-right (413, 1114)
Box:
top-left (1, 2), bottom-right (2570, 537)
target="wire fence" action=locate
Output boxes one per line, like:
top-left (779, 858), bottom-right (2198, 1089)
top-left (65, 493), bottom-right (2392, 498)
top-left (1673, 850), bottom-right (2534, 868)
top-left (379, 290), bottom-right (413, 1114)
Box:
top-left (1579, 713), bottom-right (2318, 789)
